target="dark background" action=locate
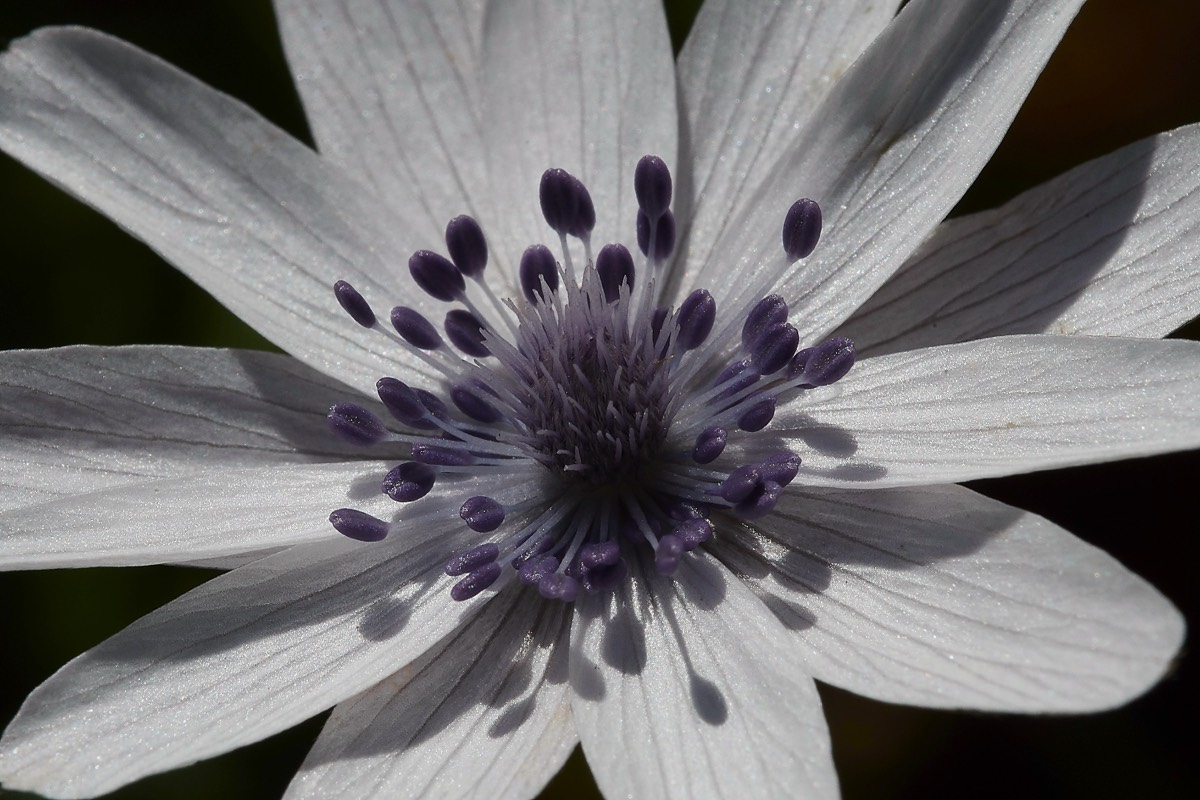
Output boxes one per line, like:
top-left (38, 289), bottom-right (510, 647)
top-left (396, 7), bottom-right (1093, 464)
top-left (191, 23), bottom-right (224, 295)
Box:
top-left (1, 2), bottom-right (1198, 798)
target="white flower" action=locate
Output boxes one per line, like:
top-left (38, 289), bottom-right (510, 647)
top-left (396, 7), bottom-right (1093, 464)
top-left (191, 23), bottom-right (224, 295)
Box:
top-left (1, 1), bottom-right (1198, 799)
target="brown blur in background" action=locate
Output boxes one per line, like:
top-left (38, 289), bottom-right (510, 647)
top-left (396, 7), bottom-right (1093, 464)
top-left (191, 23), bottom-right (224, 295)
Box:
top-left (1, 2), bottom-right (1198, 798)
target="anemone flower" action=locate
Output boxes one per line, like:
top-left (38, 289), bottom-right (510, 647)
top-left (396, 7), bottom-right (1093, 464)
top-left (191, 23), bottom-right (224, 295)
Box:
top-left (1, 1), bottom-right (1198, 799)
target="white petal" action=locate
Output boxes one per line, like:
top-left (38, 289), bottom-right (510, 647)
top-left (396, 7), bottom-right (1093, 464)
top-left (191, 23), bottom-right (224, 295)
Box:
top-left (781, 335), bottom-right (1200, 487)
top-left (571, 555), bottom-right (838, 800)
top-left (690, 0), bottom-right (1084, 340)
top-left (0, 345), bottom-right (359, 513)
top-left (0, 28), bottom-right (437, 394)
top-left (671, 0), bottom-right (900, 298)
top-left (275, 0), bottom-right (489, 255)
top-left (0, 461), bottom-right (384, 569)
top-left (482, 0), bottom-right (677, 263)
top-left (841, 123), bottom-right (1200, 356)
top-left (0, 530), bottom-right (487, 799)
top-left (717, 484), bottom-right (1184, 711)
top-left (287, 589), bottom-right (574, 800)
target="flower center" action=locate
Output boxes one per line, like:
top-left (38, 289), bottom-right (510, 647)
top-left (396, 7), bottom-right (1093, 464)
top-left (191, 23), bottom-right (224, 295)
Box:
top-left (325, 156), bottom-right (854, 603)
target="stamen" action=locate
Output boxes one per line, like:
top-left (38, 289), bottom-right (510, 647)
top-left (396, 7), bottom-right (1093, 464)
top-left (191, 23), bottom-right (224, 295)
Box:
top-left (382, 462), bottom-right (436, 502)
top-left (409, 249), bottom-right (466, 302)
top-left (519, 244), bottom-right (559, 303)
top-left (327, 402), bottom-right (388, 446)
top-left (460, 495), bottom-right (505, 532)
top-left (782, 198), bottom-right (822, 262)
top-left (444, 309), bottom-right (491, 357)
top-left (329, 508), bottom-right (390, 542)
top-left (692, 426), bottom-right (727, 464)
top-left (444, 215), bottom-right (488, 279)
top-left (789, 337), bottom-right (856, 386)
top-left (333, 280), bottom-right (377, 328)
top-left (675, 289), bottom-right (716, 351)
top-left (596, 243), bottom-right (636, 303)
top-left (634, 154), bottom-right (673, 219)
top-left (444, 543), bottom-right (500, 576)
top-left (390, 307), bottom-right (444, 350)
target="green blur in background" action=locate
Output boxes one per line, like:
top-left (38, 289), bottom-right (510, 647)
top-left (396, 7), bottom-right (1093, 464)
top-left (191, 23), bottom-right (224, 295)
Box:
top-left (1, 2), bottom-right (1198, 798)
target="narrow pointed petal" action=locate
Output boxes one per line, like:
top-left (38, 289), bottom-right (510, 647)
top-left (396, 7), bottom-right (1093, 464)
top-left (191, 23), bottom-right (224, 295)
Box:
top-left (0, 462), bottom-right (386, 569)
top-left (286, 590), bottom-right (574, 800)
top-left (275, 0), bottom-right (493, 266)
top-left (0, 531), bottom-right (486, 798)
top-left (842, 123), bottom-right (1200, 356)
top-left (691, 0), bottom-right (1085, 340)
top-left (779, 336), bottom-right (1200, 487)
top-left (672, 0), bottom-right (901, 296)
top-left (717, 485), bottom-right (1183, 712)
top-left (0, 28), bottom-right (437, 395)
top-left (483, 0), bottom-right (677, 258)
top-left (0, 346), bottom-right (360, 513)
top-left (571, 556), bottom-right (838, 800)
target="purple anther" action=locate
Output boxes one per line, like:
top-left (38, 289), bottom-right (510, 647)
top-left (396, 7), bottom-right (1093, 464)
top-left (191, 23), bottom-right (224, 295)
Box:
top-left (596, 243), bottom-right (636, 303)
top-left (444, 542), bottom-right (501, 576)
top-left (450, 562), bottom-right (502, 601)
top-left (333, 280), bottom-right (376, 328)
top-left (676, 289), bottom-right (716, 351)
top-left (790, 337), bottom-right (856, 386)
top-left (409, 249), bottom-right (465, 302)
top-left (450, 383), bottom-right (502, 423)
top-left (737, 396), bottom-right (777, 432)
top-left (519, 243), bottom-right (559, 303)
top-left (579, 541), bottom-right (621, 569)
top-left (634, 155), bottom-right (673, 219)
top-left (444, 215), bottom-right (488, 278)
top-left (742, 295), bottom-right (789, 349)
top-left (538, 573), bottom-right (579, 602)
top-left (636, 208), bottom-right (676, 262)
top-left (444, 309), bottom-right (490, 357)
top-left (734, 480), bottom-right (784, 520)
top-left (376, 377), bottom-right (438, 430)
top-left (411, 444), bottom-right (477, 466)
top-left (692, 426), bottom-right (728, 464)
top-left (519, 554), bottom-right (560, 585)
top-left (329, 508), bottom-right (389, 542)
top-left (751, 321), bottom-right (800, 375)
top-left (718, 464), bottom-right (762, 503)
top-left (782, 198), bottom-right (822, 262)
top-left (390, 306), bottom-right (443, 350)
top-left (540, 168), bottom-right (588, 236)
top-left (759, 452), bottom-right (801, 487)
top-left (676, 518), bottom-right (713, 550)
top-left (327, 402), bottom-right (387, 446)
top-left (655, 534), bottom-right (685, 576)
top-left (460, 496), bottom-right (505, 533)
top-left (382, 461), bottom-right (437, 502)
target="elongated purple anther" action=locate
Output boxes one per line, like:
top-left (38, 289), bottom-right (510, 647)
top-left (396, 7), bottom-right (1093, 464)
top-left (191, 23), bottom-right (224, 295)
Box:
top-left (541, 168), bottom-right (595, 237)
top-left (790, 337), bottom-right (856, 386)
top-left (692, 426), bottom-right (727, 464)
top-left (460, 496), bottom-right (505, 532)
top-left (409, 249), bottom-right (465, 301)
top-left (450, 562), bottom-right (503, 601)
top-left (333, 280), bottom-right (376, 328)
top-left (445, 215), bottom-right (488, 278)
top-left (519, 244), bottom-right (559, 303)
top-left (444, 309), bottom-right (490, 357)
top-left (751, 322), bottom-right (799, 375)
top-left (634, 155), bottom-right (672, 219)
top-left (445, 543), bottom-right (500, 576)
top-left (327, 402), bottom-right (387, 446)
top-left (382, 462), bottom-right (436, 502)
top-left (376, 377), bottom-right (438, 429)
top-left (329, 508), bottom-right (389, 542)
top-left (596, 243), bottom-right (636, 303)
top-left (782, 198), bottom-right (822, 262)
top-left (676, 289), bottom-right (716, 351)
top-left (390, 306), bottom-right (443, 350)
top-left (742, 295), bottom-right (789, 349)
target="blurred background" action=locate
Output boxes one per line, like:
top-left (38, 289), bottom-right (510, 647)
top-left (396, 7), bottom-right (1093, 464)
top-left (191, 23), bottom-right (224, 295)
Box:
top-left (1, 1), bottom-right (1197, 798)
